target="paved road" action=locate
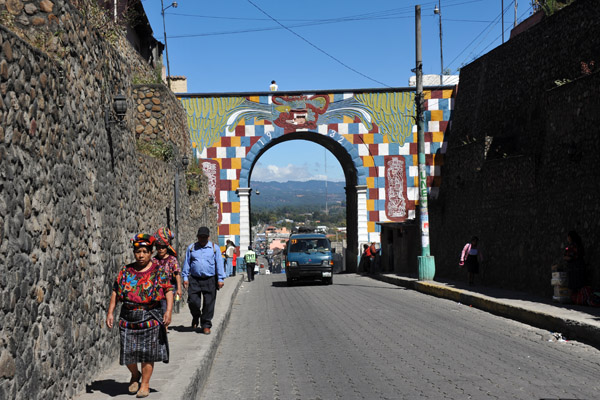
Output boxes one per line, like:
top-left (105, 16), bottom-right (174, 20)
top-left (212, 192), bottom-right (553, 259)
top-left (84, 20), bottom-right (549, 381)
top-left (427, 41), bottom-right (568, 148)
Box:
top-left (200, 274), bottom-right (600, 399)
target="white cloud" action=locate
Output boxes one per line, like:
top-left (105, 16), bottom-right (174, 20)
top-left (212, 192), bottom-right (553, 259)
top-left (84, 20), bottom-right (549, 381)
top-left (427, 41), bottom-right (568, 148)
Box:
top-left (252, 163), bottom-right (338, 182)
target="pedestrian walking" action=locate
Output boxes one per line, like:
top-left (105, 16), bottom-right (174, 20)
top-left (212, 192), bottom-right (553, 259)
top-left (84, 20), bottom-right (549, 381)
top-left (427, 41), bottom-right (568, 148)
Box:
top-left (232, 250), bottom-right (237, 277)
top-left (460, 236), bottom-right (483, 286)
top-left (224, 240), bottom-right (235, 277)
top-left (244, 246), bottom-right (257, 282)
top-left (153, 227), bottom-right (182, 325)
top-left (181, 227), bottom-right (226, 335)
top-left (105, 234), bottom-right (173, 398)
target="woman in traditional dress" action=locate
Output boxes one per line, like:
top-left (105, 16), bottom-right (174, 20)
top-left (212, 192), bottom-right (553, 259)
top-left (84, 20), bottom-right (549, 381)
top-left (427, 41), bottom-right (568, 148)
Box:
top-left (153, 227), bottom-right (182, 320)
top-left (460, 236), bottom-right (483, 286)
top-left (106, 234), bottom-right (173, 398)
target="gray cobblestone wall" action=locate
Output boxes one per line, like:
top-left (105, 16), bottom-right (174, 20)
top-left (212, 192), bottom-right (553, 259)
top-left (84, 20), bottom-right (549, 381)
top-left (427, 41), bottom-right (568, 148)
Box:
top-left (430, 0), bottom-right (600, 296)
top-left (0, 2), bottom-right (214, 399)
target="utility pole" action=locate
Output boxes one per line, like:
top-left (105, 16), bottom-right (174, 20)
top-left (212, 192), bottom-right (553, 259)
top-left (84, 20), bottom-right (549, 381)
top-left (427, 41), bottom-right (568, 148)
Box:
top-left (514, 0), bottom-right (518, 28)
top-left (324, 149), bottom-right (328, 215)
top-left (415, 5), bottom-right (435, 281)
top-left (501, 0), bottom-right (505, 43)
top-left (434, 1), bottom-right (444, 85)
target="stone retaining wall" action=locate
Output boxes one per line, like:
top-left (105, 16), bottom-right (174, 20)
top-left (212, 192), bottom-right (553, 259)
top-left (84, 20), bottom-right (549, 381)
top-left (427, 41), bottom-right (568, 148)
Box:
top-left (430, 0), bottom-right (600, 296)
top-left (0, 2), bottom-right (215, 399)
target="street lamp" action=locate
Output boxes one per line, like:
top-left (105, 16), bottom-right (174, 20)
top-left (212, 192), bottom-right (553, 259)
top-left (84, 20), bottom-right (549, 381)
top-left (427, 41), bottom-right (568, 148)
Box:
top-left (433, 1), bottom-right (444, 85)
top-left (161, 0), bottom-right (178, 89)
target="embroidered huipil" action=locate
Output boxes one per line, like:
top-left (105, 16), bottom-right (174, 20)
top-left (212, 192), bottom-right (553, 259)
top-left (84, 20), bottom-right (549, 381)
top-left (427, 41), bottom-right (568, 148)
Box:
top-left (153, 254), bottom-right (180, 282)
top-left (113, 261), bottom-right (173, 304)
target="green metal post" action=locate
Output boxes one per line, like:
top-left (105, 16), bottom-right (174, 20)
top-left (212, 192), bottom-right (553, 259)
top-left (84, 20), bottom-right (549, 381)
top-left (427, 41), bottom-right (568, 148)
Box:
top-left (415, 5), bottom-right (436, 280)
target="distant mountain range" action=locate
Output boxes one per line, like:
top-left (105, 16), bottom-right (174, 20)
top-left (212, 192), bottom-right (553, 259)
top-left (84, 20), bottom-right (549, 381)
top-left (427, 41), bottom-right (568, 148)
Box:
top-left (251, 180), bottom-right (346, 209)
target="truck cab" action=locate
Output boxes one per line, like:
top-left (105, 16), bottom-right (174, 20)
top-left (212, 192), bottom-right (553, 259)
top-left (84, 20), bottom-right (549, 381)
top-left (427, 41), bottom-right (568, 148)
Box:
top-left (285, 233), bottom-right (333, 285)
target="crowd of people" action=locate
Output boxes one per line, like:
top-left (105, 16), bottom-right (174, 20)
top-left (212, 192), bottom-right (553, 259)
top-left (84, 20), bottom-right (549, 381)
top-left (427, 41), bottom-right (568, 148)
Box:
top-left (105, 226), bottom-right (232, 398)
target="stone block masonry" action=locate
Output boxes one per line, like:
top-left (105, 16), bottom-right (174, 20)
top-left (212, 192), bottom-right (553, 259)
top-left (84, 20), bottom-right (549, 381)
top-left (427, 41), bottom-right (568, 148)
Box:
top-left (430, 0), bottom-right (600, 297)
top-left (0, 2), bottom-right (216, 399)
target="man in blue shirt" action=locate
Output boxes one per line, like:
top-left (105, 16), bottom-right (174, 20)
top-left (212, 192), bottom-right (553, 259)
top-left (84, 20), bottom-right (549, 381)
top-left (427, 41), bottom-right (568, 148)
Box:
top-left (182, 227), bottom-right (225, 334)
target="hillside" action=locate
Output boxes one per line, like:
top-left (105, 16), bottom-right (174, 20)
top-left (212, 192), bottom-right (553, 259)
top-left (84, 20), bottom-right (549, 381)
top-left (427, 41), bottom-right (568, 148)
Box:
top-left (251, 180), bottom-right (345, 209)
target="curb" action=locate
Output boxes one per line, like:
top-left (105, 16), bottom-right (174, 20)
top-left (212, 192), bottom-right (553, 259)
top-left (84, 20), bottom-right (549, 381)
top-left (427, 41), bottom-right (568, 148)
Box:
top-left (180, 275), bottom-right (244, 399)
top-left (369, 274), bottom-right (600, 350)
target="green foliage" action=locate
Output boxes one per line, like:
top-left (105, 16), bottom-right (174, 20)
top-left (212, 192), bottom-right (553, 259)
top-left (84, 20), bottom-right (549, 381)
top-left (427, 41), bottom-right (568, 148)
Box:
top-left (530, 0), bottom-right (575, 15)
top-left (74, 0), bottom-right (122, 44)
top-left (133, 62), bottom-right (163, 85)
top-left (0, 11), bottom-right (16, 30)
top-left (186, 175), bottom-right (201, 194)
top-left (136, 139), bottom-right (174, 162)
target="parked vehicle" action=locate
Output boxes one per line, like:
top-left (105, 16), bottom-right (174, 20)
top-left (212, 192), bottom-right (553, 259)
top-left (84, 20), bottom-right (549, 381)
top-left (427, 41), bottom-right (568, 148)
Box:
top-left (285, 233), bottom-right (333, 285)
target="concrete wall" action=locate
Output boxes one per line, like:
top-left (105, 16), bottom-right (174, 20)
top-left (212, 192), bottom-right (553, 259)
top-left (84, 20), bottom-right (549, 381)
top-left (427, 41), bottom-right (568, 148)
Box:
top-left (0, 2), bottom-right (215, 399)
top-left (430, 0), bottom-right (600, 296)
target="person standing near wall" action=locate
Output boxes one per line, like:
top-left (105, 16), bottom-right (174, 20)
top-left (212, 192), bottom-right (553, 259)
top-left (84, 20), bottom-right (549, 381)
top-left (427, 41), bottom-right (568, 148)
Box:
top-left (105, 234), bottom-right (173, 398)
top-left (564, 230), bottom-right (585, 293)
top-left (460, 236), bottom-right (483, 286)
top-left (244, 246), bottom-right (257, 282)
top-left (153, 228), bottom-right (182, 325)
top-left (224, 240), bottom-right (235, 277)
top-left (182, 227), bottom-right (225, 335)
top-left (359, 244), bottom-right (370, 273)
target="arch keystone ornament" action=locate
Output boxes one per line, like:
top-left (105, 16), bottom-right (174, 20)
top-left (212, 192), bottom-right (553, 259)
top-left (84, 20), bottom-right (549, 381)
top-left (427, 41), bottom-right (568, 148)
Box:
top-left (179, 88), bottom-right (455, 271)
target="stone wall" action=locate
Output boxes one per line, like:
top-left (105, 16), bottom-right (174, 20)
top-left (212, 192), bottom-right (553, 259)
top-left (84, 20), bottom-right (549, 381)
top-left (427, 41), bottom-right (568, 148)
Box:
top-left (0, 2), bottom-right (215, 399)
top-left (430, 0), bottom-right (600, 296)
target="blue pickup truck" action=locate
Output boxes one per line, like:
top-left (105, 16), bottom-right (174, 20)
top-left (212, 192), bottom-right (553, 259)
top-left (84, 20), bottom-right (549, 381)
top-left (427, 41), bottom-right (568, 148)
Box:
top-left (285, 233), bottom-right (333, 285)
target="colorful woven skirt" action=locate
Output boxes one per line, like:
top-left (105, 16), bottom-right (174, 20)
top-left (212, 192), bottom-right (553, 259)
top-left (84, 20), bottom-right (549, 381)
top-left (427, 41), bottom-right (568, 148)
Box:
top-left (118, 303), bottom-right (169, 365)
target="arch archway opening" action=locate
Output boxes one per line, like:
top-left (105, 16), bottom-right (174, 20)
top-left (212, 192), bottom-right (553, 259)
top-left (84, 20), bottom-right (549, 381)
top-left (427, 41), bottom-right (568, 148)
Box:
top-left (247, 132), bottom-right (359, 272)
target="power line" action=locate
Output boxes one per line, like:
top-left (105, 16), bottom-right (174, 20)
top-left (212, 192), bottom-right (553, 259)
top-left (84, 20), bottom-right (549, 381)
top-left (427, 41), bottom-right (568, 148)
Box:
top-left (164, 0), bottom-right (484, 39)
top-left (474, 5), bottom-right (533, 57)
top-left (445, 0), bottom-right (515, 70)
top-left (245, 0), bottom-right (392, 88)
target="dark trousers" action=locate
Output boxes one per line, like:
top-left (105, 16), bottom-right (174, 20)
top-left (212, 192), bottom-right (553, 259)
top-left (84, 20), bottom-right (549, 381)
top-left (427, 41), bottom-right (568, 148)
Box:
top-left (246, 263), bottom-right (255, 281)
top-left (187, 275), bottom-right (217, 329)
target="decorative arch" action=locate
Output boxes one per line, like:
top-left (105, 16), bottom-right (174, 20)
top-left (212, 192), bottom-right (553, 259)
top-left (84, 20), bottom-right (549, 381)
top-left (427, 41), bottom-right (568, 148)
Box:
top-left (178, 88), bottom-right (455, 271)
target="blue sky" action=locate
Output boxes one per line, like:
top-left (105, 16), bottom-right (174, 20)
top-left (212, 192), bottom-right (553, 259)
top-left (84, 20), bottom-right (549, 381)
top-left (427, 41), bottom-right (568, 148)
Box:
top-left (142, 0), bottom-right (534, 182)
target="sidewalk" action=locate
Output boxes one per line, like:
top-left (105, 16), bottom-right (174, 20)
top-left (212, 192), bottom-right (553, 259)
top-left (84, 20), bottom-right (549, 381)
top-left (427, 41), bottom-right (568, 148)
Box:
top-left (73, 272), bottom-right (600, 399)
top-left (370, 273), bottom-right (600, 349)
top-left (73, 274), bottom-right (244, 400)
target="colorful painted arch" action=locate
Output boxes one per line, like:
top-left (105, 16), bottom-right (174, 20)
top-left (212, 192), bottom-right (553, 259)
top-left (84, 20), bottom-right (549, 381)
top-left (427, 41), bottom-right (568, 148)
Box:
top-left (178, 87), bottom-right (455, 270)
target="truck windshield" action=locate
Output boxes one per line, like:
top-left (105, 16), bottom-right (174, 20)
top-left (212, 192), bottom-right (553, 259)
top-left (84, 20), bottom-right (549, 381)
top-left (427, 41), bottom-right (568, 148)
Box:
top-left (289, 238), bottom-right (330, 253)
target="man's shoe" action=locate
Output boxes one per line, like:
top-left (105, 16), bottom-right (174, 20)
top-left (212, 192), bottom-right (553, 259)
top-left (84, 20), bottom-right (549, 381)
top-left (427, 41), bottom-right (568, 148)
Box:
top-left (191, 317), bottom-right (199, 329)
top-left (203, 327), bottom-right (211, 335)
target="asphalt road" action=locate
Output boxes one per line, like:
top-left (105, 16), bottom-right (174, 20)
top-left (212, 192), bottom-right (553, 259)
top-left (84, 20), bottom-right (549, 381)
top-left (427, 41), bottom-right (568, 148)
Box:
top-left (200, 274), bottom-right (600, 399)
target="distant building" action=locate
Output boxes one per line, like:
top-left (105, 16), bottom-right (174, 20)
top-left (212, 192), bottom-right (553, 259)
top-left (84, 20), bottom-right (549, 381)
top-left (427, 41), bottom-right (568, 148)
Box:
top-left (100, 0), bottom-right (164, 70)
top-left (169, 76), bottom-right (188, 93)
top-left (408, 74), bottom-right (459, 87)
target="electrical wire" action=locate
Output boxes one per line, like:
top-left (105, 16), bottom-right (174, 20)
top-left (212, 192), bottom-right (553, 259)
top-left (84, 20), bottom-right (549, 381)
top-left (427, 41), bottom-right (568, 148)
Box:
top-left (164, 0), bottom-right (485, 39)
top-left (245, 0), bottom-right (392, 88)
top-left (473, 4), bottom-right (534, 58)
top-left (444, 0), bottom-right (515, 71)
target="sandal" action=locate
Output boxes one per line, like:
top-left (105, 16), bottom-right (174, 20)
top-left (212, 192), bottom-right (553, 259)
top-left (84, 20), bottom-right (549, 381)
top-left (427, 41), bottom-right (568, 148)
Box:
top-left (128, 372), bottom-right (141, 394)
top-left (136, 388), bottom-right (150, 398)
